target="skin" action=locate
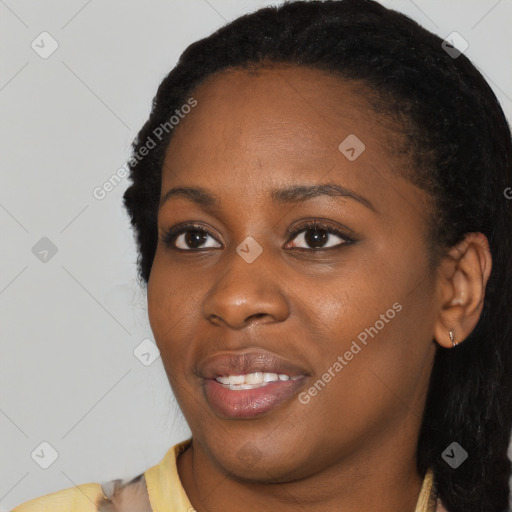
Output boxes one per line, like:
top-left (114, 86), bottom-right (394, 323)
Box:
top-left (147, 66), bottom-right (492, 512)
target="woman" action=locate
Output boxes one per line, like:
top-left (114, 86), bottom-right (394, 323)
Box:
top-left (12, 0), bottom-right (512, 511)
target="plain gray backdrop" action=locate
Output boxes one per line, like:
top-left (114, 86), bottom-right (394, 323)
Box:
top-left (1, 0), bottom-right (512, 509)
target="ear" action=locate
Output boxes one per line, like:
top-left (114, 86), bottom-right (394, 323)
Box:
top-left (433, 232), bottom-right (492, 348)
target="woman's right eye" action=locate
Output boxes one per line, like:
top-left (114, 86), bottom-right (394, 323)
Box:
top-left (161, 224), bottom-right (222, 250)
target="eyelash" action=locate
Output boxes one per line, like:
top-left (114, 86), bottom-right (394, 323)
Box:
top-left (160, 220), bottom-right (356, 252)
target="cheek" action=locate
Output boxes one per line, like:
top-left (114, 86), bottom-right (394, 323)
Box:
top-left (147, 260), bottom-right (170, 342)
top-left (302, 238), bottom-right (437, 392)
top-left (147, 255), bottom-right (190, 361)
top-left (297, 298), bottom-right (436, 456)
top-left (147, 252), bottom-right (214, 389)
top-left (334, 281), bottom-right (435, 415)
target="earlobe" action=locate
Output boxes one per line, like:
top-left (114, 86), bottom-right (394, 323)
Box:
top-left (433, 232), bottom-right (492, 349)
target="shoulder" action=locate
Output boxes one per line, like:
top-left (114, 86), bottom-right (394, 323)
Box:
top-left (11, 439), bottom-right (192, 512)
top-left (11, 482), bottom-right (106, 512)
top-left (11, 474), bottom-right (152, 512)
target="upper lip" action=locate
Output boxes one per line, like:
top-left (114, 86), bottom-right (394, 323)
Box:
top-left (198, 350), bottom-right (309, 379)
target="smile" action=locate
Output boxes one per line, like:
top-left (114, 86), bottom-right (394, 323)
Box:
top-left (215, 372), bottom-right (303, 389)
top-left (204, 374), bottom-right (307, 419)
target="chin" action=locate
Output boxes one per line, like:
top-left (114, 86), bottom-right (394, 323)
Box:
top-left (209, 439), bottom-right (316, 484)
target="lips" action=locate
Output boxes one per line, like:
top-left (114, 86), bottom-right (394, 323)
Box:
top-left (198, 351), bottom-right (309, 419)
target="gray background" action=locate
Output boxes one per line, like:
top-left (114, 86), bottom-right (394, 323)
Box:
top-left (1, 0), bottom-right (511, 509)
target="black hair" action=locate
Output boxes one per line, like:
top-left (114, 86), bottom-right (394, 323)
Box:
top-left (123, 1), bottom-right (512, 510)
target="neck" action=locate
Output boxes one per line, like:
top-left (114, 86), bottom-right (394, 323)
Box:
top-left (177, 429), bottom-right (425, 512)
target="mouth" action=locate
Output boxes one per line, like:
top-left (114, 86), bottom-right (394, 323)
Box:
top-left (198, 351), bottom-right (309, 419)
top-left (214, 371), bottom-right (303, 389)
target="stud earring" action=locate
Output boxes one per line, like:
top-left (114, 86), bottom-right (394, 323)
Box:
top-left (449, 329), bottom-right (457, 347)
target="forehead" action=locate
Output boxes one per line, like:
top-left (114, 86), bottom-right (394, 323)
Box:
top-left (160, 65), bottom-right (429, 225)
top-left (167, 65), bottom-right (383, 163)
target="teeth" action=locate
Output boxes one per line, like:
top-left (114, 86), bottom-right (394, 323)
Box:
top-left (219, 374), bottom-right (245, 385)
top-left (215, 372), bottom-right (298, 389)
top-left (245, 372), bottom-right (264, 384)
top-left (216, 376), bottom-right (233, 385)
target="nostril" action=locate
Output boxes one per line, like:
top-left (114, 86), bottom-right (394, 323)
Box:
top-left (246, 313), bottom-right (268, 323)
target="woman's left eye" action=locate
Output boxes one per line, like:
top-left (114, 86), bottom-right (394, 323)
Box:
top-left (285, 222), bottom-right (354, 250)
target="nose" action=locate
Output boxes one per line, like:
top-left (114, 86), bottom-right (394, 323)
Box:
top-left (201, 248), bottom-right (290, 329)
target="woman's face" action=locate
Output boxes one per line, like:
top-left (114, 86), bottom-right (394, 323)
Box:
top-left (148, 66), bottom-right (440, 481)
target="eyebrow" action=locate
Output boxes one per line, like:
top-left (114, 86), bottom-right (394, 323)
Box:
top-left (160, 183), bottom-right (376, 212)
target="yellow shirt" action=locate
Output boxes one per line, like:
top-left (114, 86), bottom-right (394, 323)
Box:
top-left (12, 438), bottom-right (442, 511)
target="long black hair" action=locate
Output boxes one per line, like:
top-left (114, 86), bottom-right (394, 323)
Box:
top-left (123, 1), bottom-right (512, 510)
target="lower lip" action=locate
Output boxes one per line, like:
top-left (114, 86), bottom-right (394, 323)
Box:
top-left (203, 377), bottom-right (307, 419)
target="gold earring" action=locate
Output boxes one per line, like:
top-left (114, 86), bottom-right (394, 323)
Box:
top-left (449, 329), bottom-right (457, 347)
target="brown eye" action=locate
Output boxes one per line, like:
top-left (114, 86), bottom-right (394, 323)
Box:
top-left (162, 224), bottom-right (222, 250)
top-left (286, 221), bottom-right (354, 250)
